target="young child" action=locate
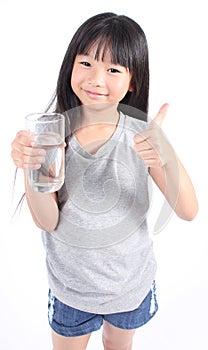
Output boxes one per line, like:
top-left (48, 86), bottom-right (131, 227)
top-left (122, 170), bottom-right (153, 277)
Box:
top-left (11, 12), bottom-right (198, 350)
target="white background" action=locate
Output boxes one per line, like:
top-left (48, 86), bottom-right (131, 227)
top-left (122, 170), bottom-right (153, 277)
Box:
top-left (0, 0), bottom-right (208, 349)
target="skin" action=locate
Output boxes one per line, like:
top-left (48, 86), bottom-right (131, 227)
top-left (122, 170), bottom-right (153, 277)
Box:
top-left (11, 46), bottom-right (198, 349)
top-left (134, 103), bottom-right (198, 220)
top-left (71, 51), bottom-right (133, 107)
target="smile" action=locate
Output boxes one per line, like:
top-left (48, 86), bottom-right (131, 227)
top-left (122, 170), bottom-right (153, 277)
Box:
top-left (84, 89), bottom-right (108, 99)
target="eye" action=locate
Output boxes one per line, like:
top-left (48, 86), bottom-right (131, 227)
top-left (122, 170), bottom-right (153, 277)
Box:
top-left (80, 61), bottom-right (91, 67)
top-left (108, 68), bottom-right (120, 73)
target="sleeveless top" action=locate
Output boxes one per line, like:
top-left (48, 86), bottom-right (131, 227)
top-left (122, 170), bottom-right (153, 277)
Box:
top-left (41, 112), bottom-right (157, 314)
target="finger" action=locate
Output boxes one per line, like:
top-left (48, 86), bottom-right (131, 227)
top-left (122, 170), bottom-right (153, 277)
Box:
top-left (133, 129), bottom-right (151, 143)
top-left (11, 150), bottom-right (45, 169)
top-left (134, 140), bottom-right (152, 152)
top-left (23, 154), bottom-right (46, 165)
top-left (136, 149), bottom-right (156, 160)
top-left (143, 158), bottom-right (162, 168)
top-left (11, 146), bottom-right (46, 169)
top-left (13, 159), bottom-right (42, 169)
top-left (12, 143), bottom-right (46, 157)
top-left (15, 130), bottom-right (35, 146)
top-left (151, 103), bottom-right (169, 128)
top-left (12, 131), bottom-right (46, 157)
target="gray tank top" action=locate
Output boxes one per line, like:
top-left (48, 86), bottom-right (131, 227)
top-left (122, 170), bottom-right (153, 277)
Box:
top-left (41, 112), bottom-right (157, 314)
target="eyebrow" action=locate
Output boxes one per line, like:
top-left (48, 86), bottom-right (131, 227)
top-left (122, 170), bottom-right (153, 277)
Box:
top-left (76, 51), bottom-right (128, 68)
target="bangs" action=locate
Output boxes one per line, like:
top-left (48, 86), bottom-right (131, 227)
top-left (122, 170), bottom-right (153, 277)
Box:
top-left (56, 13), bottom-right (149, 115)
top-left (76, 24), bottom-right (134, 69)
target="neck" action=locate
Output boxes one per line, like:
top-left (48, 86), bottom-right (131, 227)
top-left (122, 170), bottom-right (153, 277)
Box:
top-left (79, 103), bottom-right (119, 129)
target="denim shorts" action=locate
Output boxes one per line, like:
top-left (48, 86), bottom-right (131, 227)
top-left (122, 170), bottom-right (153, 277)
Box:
top-left (48, 282), bottom-right (158, 337)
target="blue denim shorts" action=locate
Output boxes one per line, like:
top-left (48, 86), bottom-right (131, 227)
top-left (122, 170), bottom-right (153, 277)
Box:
top-left (48, 282), bottom-right (158, 337)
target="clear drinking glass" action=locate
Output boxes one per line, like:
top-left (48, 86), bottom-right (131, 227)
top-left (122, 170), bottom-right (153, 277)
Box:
top-left (25, 112), bottom-right (65, 193)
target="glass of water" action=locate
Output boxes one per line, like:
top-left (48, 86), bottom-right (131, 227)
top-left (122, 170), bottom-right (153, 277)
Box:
top-left (25, 112), bottom-right (65, 193)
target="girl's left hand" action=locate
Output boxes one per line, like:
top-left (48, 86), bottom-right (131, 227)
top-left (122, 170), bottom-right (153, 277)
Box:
top-left (133, 103), bottom-right (174, 168)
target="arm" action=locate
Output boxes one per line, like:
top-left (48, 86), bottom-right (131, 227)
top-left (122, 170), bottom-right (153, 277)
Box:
top-left (149, 155), bottom-right (198, 221)
top-left (11, 130), bottom-right (60, 232)
top-left (24, 169), bottom-right (59, 231)
top-left (133, 104), bottom-right (198, 221)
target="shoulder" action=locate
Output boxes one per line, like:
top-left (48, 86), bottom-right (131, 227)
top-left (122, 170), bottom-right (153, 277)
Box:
top-left (119, 104), bottom-right (149, 132)
top-left (121, 112), bottom-right (149, 135)
top-left (118, 112), bottom-right (149, 150)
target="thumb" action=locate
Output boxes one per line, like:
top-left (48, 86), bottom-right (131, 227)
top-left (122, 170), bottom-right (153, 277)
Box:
top-left (151, 103), bottom-right (169, 128)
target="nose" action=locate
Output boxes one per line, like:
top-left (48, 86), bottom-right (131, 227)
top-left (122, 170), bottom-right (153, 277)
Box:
top-left (88, 67), bottom-right (105, 87)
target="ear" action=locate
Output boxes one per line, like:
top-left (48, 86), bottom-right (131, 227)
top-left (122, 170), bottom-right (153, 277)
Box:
top-left (128, 78), bottom-right (134, 92)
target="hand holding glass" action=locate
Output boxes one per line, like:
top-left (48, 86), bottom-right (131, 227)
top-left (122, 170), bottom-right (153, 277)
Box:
top-left (25, 113), bottom-right (65, 193)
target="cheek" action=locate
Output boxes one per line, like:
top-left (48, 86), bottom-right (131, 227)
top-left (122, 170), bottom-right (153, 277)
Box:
top-left (71, 68), bottom-right (77, 90)
top-left (71, 67), bottom-right (82, 97)
top-left (113, 79), bottom-right (132, 99)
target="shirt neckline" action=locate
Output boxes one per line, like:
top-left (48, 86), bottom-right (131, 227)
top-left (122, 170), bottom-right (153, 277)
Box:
top-left (69, 112), bottom-right (125, 158)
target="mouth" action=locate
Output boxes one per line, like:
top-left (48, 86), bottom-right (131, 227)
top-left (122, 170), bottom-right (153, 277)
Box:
top-left (84, 89), bottom-right (108, 99)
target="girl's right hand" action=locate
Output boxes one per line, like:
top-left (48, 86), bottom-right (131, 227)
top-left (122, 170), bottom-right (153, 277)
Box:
top-left (11, 130), bottom-right (46, 169)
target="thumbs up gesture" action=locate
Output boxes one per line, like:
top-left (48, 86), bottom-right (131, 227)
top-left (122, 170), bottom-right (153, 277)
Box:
top-left (133, 103), bottom-right (173, 168)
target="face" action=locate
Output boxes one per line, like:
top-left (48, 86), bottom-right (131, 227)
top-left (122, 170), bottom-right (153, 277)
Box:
top-left (71, 46), bottom-right (133, 107)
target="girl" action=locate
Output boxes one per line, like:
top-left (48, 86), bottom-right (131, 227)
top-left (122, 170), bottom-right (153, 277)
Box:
top-left (11, 12), bottom-right (198, 350)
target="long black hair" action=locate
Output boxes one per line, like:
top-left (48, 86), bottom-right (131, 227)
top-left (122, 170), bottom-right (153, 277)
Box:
top-left (13, 12), bottom-right (150, 215)
top-left (47, 12), bottom-right (149, 122)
